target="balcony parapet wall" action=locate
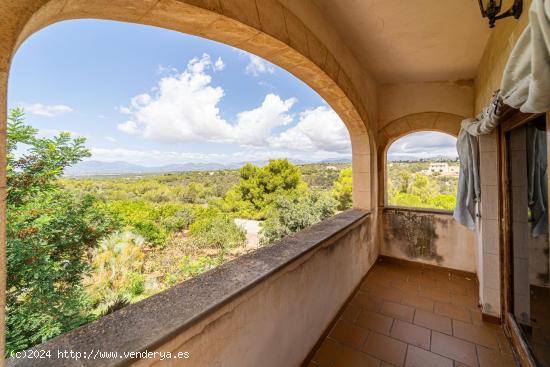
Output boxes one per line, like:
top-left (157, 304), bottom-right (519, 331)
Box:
top-left (8, 209), bottom-right (375, 367)
top-left (381, 207), bottom-right (476, 273)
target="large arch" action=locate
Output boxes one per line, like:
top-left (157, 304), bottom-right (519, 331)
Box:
top-left (0, 0), bottom-right (378, 207)
top-left (0, 0), bottom-right (379, 357)
top-left (376, 112), bottom-right (463, 207)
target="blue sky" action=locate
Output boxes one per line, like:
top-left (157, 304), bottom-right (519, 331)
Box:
top-left (8, 19), bottom-right (456, 166)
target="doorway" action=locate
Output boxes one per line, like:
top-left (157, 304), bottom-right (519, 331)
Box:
top-left (503, 114), bottom-right (550, 366)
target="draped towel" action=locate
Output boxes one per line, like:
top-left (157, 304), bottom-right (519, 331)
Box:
top-left (454, 0), bottom-right (550, 230)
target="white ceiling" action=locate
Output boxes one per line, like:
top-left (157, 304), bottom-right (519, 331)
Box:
top-left (312, 0), bottom-right (491, 83)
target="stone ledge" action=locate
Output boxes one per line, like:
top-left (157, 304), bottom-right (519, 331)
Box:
top-left (7, 209), bottom-right (370, 367)
top-left (384, 205), bottom-right (454, 216)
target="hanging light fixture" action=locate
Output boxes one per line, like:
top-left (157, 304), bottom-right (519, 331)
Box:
top-left (478, 0), bottom-right (523, 28)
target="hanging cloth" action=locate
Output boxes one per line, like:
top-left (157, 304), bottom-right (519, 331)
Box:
top-left (454, 0), bottom-right (550, 230)
top-left (501, 0), bottom-right (550, 113)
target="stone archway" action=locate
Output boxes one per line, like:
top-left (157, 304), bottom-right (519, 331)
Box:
top-left (0, 1), bottom-right (379, 356)
top-left (376, 112), bottom-right (463, 206)
top-left (1, 0), bottom-right (378, 209)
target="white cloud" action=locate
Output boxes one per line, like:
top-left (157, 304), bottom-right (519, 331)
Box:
top-left (157, 65), bottom-right (178, 74)
top-left (118, 105), bottom-right (131, 114)
top-left (118, 54), bottom-right (233, 143)
top-left (115, 53), bottom-right (353, 162)
top-left (117, 120), bottom-right (139, 134)
top-left (105, 136), bottom-right (117, 142)
top-left (233, 94), bottom-right (295, 146)
top-left (267, 106), bottom-right (351, 153)
top-left (245, 54), bottom-right (275, 76)
top-left (118, 54), bottom-right (294, 146)
top-left (25, 103), bottom-right (74, 117)
top-left (214, 57), bottom-right (225, 71)
top-left (387, 131), bottom-right (457, 160)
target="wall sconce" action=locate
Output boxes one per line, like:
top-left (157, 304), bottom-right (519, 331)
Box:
top-left (478, 0), bottom-right (523, 28)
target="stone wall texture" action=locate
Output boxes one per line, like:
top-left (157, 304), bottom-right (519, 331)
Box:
top-left (381, 208), bottom-right (477, 273)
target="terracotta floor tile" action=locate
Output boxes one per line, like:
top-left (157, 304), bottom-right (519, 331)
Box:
top-left (450, 293), bottom-right (479, 310)
top-left (356, 310), bottom-right (394, 335)
top-left (312, 338), bottom-right (341, 366)
top-left (353, 291), bottom-right (383, 312)
top-left (431, 331), bottom-right (478, 367)
top-left (447, 283), bottom-right (469, 297)
top-left (390, 320), bottom-right (431, 350)
top-left (419, 288), bottom-right (452, 303)
top-left (329, 319), bottom-right (369, 349)
top-left (364, 332), bottom-right (407, 367)
top-left (414, 309), bottom-right (453, 335)
top-left (381, 301), bottom-right (415, 323)
top-left (452, 320), bottom-right (498, 349)
top-left (402, 293), bottom-right (435, 312)
top-left (435, 302), bottom-right (472, 323)
top-left (306, 260), bottom-right (518, 367)
top-left (332, 345), bottom-right (381, 367)
top-left (341, 303), bottom-right (361, 323)
top-left (366, 272), bottom-right (395, 287)
top-left (392, 279), bottom-right (420, 293)
top-left (477, 345), bottom-right (516, 367)
top-left (366, 285), bottom-right (403, 303)
top-left (405, 345), bottom-right (453, 367)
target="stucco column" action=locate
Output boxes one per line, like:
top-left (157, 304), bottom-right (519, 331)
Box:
top-left (478, 131), bottom-right (502, 317)
top-left (351, 133), bottom-right (371, 210)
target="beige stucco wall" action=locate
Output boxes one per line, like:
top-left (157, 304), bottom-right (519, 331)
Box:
top-left (378, 81), bottom-right (474, 128)
top-left (127, 215), bottom-right (375, 367)
top-left (381, 208), bottom-right (477, 273)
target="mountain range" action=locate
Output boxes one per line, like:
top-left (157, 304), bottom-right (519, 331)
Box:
top-left (63, 158), bottom-right (352, 176)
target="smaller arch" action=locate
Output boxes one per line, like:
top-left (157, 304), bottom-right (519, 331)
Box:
top-left (376, 112), bottom-right (462, 208)
top-left (378, 112), bottom-right (462, 151)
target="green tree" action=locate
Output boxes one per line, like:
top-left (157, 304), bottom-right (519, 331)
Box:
top-left (429, 194), bottom-right (456, 210)
top-left (6, 108), bottom-right (118, 354)
top-left (221, 159), bottom-right (307, 219)
top-left (332, 167), bottom-right (352, 210)
top-left (260, 190), bottom-right (337, 245)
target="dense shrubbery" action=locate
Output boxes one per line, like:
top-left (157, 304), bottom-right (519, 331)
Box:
top-left (188, 207), bottom-right (246, 249)
top-left (260, 190), bottom-right (337, 245)
top-left (332, 167), bottom-right (352, 210)
top-left (387, 162), bottom-right (458, 210)
top-left (101, 200), bottom-right (197, 246)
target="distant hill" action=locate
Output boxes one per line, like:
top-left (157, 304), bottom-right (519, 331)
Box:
top-left (63, 158), bottom-right (352, 176)
top-left (387, 154), bottom-right (458, 162)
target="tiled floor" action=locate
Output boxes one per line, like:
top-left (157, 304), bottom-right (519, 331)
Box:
top-left (307, 257), bottom-right (517, 367)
